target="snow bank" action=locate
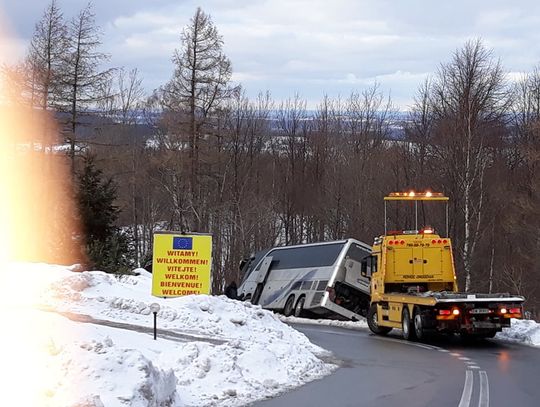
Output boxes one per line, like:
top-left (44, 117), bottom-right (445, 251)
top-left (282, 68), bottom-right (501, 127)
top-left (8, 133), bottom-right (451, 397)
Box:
top-left (496, 318), bottom-right (540, 347)
top-left (1, 263), bottom-right (336, 406)
top-left (279, 315), bottom-right (368, 330)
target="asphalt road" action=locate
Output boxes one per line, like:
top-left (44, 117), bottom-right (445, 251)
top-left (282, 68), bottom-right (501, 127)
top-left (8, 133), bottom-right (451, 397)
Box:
top-left (254, 324), bottom-right (540, 407)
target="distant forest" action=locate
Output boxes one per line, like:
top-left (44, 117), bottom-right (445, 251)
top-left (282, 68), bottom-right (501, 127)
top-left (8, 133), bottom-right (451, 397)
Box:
top-left (3, 1), bottom-right (539, 318)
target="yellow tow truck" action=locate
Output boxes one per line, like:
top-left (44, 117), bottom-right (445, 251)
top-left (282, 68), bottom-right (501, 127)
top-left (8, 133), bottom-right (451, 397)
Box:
top-left (364, 191), bottom-right (525, 340)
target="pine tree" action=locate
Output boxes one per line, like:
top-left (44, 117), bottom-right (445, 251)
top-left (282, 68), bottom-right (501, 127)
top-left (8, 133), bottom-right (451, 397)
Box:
top-left (77, 155), bottom-right (134, 273)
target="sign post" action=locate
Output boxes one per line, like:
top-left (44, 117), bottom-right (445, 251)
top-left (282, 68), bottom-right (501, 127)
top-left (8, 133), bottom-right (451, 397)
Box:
top-left (151, 232), bottom-right (213, 297)
top-left (150, 303), bottom-right (160, 340)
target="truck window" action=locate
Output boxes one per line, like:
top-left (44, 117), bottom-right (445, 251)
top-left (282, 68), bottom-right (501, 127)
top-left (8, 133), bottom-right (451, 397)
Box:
top-left (260, 242), bottom-right (345, 271)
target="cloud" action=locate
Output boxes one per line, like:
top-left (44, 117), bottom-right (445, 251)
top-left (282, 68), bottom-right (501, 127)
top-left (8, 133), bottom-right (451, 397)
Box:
top-left (3, 0), bottom-right (540, 109)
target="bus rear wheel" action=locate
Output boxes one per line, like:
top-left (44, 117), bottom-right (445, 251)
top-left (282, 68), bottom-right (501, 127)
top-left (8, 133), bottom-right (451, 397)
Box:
top-left (294, 296), bottom-right (305, 317)
top-left (283, 295), bottom-right (295, 317)
top-left (367, 304), bottom-right (392, 335)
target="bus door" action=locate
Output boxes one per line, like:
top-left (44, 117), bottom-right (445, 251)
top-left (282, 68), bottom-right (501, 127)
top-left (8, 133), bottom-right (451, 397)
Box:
top-left (251, 256), bottom-right (273, 304)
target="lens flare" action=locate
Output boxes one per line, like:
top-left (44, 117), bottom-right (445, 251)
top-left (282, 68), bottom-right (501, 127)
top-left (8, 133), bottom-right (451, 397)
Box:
top-left (0, 11), bottom-right (84, 405)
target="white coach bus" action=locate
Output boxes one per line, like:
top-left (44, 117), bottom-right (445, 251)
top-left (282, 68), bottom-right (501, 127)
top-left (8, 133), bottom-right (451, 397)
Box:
top-left (237, 238), bottom-right (373, 321)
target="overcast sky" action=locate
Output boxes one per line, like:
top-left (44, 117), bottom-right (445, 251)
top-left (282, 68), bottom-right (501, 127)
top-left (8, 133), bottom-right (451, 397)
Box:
top-left (1, 0), bottom-right (540, 109)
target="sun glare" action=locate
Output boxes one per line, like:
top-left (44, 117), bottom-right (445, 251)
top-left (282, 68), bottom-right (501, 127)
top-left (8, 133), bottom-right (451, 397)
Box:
top-left (0, 12), bottom-right (83, 405)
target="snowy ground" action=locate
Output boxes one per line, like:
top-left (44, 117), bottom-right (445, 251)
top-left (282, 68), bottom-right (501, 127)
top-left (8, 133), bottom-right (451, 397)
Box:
top-left (496, 318), bottom-right (540, 347)
top-left (0, 264), bottom-right (337, 407)
top-left (279, 315), bottom-right (368, 330)
top-left (1, 264), bottom-right (538, 406)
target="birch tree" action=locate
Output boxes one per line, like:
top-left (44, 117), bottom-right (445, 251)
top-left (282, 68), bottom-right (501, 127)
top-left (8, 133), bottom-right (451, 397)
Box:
top-left (429, 40), bottom-right (509, 291)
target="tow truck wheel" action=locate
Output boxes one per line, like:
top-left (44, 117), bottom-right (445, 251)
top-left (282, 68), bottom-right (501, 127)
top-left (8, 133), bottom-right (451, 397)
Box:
top-left (367, 304), bottom-right (392, 336)
top-left (283, 295), bottom-right (295, 317)
top-left (413, 308), bottom-right (426, 340)
top-left (402, 307), bottom-right (417, 341)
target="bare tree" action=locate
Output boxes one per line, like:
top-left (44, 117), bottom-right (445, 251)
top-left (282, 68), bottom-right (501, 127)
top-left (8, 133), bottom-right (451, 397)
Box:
top-left (26, 0), bottom-right (67, 110)
top-left (429, 40), bottom-right (509, 291)
top-left (1, 2), bottom-right (64, 108)
top-left (60, 2), bottom-right (113, 173)
top-left (162, 7), bottom-right (236, 230)
top-left (117, 68), bottom-right (144, 125)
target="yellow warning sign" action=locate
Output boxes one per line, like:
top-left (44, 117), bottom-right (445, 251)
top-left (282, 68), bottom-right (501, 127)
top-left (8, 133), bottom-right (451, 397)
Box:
top-left (151, 233), bottom-right (212, 297)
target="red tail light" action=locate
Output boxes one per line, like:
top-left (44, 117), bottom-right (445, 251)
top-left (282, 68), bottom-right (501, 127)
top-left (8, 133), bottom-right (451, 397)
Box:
top-left (509, 307), bottom-right (521, 314)
top-left (439, 309), bottom-right (451, 315)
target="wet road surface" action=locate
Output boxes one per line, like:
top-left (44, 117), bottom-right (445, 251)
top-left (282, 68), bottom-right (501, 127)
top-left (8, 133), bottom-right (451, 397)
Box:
top-left (255, 324), bottom-right (540, 407)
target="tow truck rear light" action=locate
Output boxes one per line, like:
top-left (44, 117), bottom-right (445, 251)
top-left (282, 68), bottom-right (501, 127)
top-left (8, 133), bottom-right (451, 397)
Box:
top-left (509, 307), bottom-right (521, 314)
top-left (437, 308), bottom-right (460, 320)
top-left (500, 307), bottom-right (508, 314)
top-left (438, 310), bottom-right (451, 315)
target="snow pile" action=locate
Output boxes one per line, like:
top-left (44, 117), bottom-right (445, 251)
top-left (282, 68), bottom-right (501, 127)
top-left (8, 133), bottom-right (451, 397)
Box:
top-left (279, 315), bottom-right (368, 330)
top-left (497, 318), bottom-right (540, 347)
top-left (1, 263), bottom-right (337, 407)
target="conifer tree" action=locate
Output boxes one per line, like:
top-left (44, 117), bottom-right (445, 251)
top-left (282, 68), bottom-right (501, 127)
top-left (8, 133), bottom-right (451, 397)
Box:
top-left (77, 155), bottom-right (133, 273)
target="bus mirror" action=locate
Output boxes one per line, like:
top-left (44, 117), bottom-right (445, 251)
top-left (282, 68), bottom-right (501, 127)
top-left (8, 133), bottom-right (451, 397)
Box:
top-left (361, 258), bottom-right (368, 277)
top-left (360, 256), bottom-right (372, 278)
top-left (238, 259), bottom-right (247, 271)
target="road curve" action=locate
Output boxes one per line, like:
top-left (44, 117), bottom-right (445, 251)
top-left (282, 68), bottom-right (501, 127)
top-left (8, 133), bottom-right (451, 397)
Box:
top-left (254, 324), bottom-right (540, 407)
